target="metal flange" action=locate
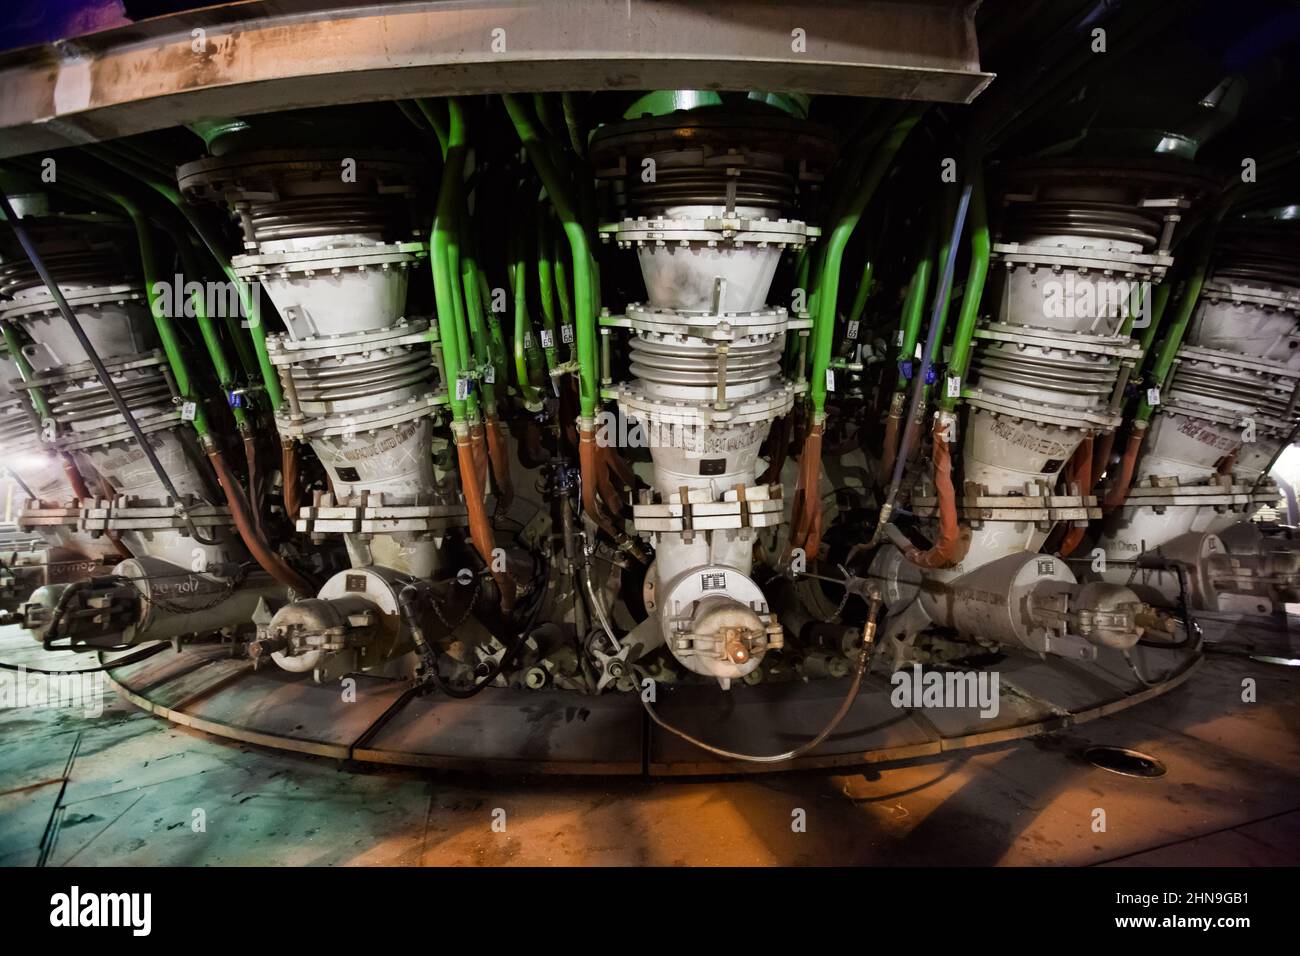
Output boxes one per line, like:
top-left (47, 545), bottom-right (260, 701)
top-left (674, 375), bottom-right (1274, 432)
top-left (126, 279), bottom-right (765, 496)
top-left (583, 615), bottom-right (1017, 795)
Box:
top-left (601, 216), bottom-right (813, 249)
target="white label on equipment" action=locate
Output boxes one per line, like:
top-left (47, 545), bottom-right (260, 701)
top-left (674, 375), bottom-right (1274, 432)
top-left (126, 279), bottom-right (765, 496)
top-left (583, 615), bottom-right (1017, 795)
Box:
top-left (455, 376), bottom-right (470, 401)
top-left (483, 365), bottom-right (495, 384)
top-left (180, 401), bottom-right (197, 422)
top-left (1147, 387), bottom-right (1160, 406)
top-left (846, 319), bottom-right (860, 339)
top-left (540, 330), bottom-right (554, 348)
top-left (562, 325), bottom-right (574, 344)
top-left (825, 368), bottom-right (835, 392)
top-left (946, 375), bottom-right (961, 398)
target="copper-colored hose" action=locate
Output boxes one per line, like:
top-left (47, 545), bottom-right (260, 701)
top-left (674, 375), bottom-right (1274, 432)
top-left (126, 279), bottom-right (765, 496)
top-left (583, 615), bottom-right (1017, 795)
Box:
top-left (1058, 433), bottom-right (1094, 558)
top-left (243, 434), bottom-right (265, 538)
top-left (281, 441), bottom-right (302, 519)
top-left (1091, 429), bottom-right (1116, 490)
top-left (880, 392), bottom-right (905, 476)
top-left (468, 420), bottom-right (488, 489)
top-left (61, 454), bottom-right (90, 500)
top-left (1102, 423), bottom-right (1147, 512)
top-left (65, 457), bottom-right (132, 559)
top-left (899, 418), bottom-right (968, 570)
top-left (578, 421), bottom-right (623, 542)
top-left (207, 446), bottom-right (313, 593)
top-left (758, 414), bottom-right (789, 485)
top-left (455, 428), bottom-right (517, 612)
top-left (786, 421), bottom-right (825, 561)
top-left (484, 416), bottom-right (514, 512)
top-left (602, 441), bottom-right (637, 490)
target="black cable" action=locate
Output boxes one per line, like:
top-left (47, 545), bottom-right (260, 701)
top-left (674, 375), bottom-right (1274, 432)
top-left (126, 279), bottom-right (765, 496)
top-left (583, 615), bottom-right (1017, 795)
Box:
top-left (0, 640), bottom-right (169, 675)
top-left (398, 575), bottom-right (537, 700)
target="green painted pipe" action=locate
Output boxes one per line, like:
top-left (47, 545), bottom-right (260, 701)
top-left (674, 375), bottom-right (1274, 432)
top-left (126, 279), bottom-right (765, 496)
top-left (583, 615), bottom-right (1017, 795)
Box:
top-left (0, 321), bottom-right (54, 423)
top-left (1135, 221), bottom-right (1221, 423)
top-left (1135, 281), bottom-right (1172, 356)
top-left (511, 209), bottom-right (544, 410)
top-left (894, 225), bottom-right (936, 390)
top-left (504, 94), bottom-right (598, 418)
top-left (99, 195), bottom-right (212, 437)
top-left (534, 198), bottom-right (561, 373)
top-left (430, 99), bottom-right (474, 422)
top-left (166, 223), bottom-right (249, 431)
top-left (415, 99), bottom-right (450, 160)
top-left (85, 144), bottom-right (284, 412)
top-left (478, 268), bottom-right (510, 390)
top-left (458, 217), bottom-right (498, 414)
top-left (939, 168), bottom-right (989, 412)
top-left (551, 223), bottom-right (575, 358)
top-left (809, 110), bottom-right (922, 418)
top-left (36, 160), bottom-right (236, 434)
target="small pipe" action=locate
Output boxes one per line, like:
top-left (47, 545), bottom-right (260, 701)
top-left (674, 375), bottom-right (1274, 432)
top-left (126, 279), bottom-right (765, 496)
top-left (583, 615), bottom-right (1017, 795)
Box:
top-left (1136, 217), bottom-right (1223, 424)
top-left (1102, 422), bottom-right (1147, 511)
top-left (1057, 432), bottom-right (1094, 558)
top-left (809, 109), bottom-right (923, 419)
top-left (504, 94), bottom-right (598, 419)
top-left (206, 444), bottom-right (311, 593)
top-left (871, 185), bottom-right (974, 552)
top-left (429, 99), bottom-right (473, 422)
top-left (939, 165), bottom-right (990, 412)
top-left (894, 215), bottom-right (938, 389)
top-left (896, 416), bottom-right (967, 569)
top-left (454, 424), bottom-right (516, 613)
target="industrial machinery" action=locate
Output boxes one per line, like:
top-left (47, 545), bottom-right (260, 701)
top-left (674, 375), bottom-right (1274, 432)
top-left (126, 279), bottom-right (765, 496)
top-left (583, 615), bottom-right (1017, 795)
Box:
top-left (0, 0), bottom-right (1295, 773)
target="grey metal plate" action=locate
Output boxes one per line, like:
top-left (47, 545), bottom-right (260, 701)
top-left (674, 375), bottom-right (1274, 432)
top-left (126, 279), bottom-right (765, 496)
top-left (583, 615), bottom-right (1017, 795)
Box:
top-left (0, 0), bottom-right (993, 159)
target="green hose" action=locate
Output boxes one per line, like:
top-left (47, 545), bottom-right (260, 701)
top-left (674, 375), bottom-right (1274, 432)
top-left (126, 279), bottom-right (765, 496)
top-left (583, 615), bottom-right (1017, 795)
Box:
top-left (0, 321), bottom-right (54, 422)
top-left (809, 110), bottom-right (923, 419)
top-left (894, 224), bottom-right (937, 391)
top-left (534, 200), bottom-right (561, 374)
top-left (1135, 220), bottom-right (1221, 423)
top-left (512, 206), bottom-right (544, 410)
top-left (84, 144), bottom-right (283, 412)
top-left (939, 167), bottom-right (990, 412)
top-left (504, 94), bottom-right (598, 418)
top-left (430, 99), bottom-right (475, 422)
top-left (458, 216), bottom-right (498, 414)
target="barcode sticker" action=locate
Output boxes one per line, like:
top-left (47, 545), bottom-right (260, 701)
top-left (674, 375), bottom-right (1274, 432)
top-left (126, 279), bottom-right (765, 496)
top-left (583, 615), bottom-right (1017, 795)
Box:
top-left (1147, 387), bottom-right (1160, 406)
top-left (825, 368), bottom-right (836, 392)
top-left (455, 376), bottom-right (470, 401)
top-left (180, 401), bottom-right (197, 422)
top-left (946, 375), bottom-right (961, 398)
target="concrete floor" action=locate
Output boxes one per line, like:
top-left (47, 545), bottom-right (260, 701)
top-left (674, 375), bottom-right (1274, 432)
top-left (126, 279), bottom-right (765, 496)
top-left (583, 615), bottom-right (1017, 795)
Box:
top-left (2, 622), bottom-right (1298, 866)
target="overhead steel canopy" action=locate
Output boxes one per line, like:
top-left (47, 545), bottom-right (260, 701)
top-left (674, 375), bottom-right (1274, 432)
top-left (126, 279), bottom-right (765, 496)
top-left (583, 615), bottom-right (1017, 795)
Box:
top-left (0, 0), bottom-right (993, 159)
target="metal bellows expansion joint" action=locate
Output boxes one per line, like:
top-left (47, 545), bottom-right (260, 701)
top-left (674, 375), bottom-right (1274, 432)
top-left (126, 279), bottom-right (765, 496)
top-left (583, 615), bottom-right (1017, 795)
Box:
top-left (591, 109), bottom-right (835, 686)
top-left (178, 149), bottom-right (467, 681)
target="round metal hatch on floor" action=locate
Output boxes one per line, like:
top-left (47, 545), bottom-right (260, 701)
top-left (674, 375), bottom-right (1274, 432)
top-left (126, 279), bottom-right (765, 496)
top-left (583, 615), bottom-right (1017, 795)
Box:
top-left (1084, 746), bottom-right (1168, 778)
